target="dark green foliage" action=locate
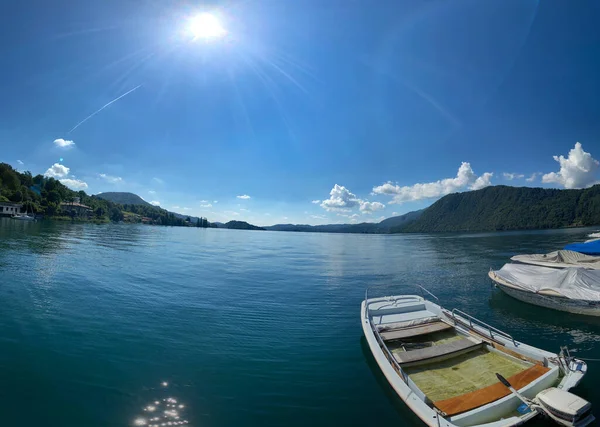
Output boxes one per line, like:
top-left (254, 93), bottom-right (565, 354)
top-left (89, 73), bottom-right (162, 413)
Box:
top-left (225, 221), bottom-right (265, 230)
top-left (109, 207), bottom-right (124, 222)
top-left (398, 185), bottom-right (600, 233)
top-left (0, 163), bottom-right (212, 227)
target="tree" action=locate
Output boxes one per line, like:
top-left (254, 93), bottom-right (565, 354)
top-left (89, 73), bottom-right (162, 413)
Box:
top-left (21, 171), bottom-right (33, 188)
top-left (47, 190), bottom-right (61, 204)
top-left (110, 207), bottom-right (124, 222)
top-left (95, 207), bottom-right (105, 218)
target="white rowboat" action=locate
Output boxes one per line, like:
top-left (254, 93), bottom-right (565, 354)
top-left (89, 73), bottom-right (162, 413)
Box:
top-left (362, 286), bottom-right (593, 427)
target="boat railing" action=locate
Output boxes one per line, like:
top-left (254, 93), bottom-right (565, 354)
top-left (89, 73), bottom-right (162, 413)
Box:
top-left (368, 318), bottom-right (409, 383)
top-left (450, 308), bottom-right (517, 346)
top-left (416, 285), bottom-right (440, 304)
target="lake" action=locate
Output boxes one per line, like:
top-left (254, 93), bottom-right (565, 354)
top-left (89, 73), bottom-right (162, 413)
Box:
top-left (1, 218), bottom-right (599, 427)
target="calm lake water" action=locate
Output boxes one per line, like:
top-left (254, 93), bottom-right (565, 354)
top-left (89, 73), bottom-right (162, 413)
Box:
top-left (1, 218), bottom-right (599, 427)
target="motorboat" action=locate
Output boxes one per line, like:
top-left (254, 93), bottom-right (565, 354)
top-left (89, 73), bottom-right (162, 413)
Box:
top-left (362, 286), bottom-right (593, 427)
top-left (511, 250), bottom-right (600, 269)
top-left (489, 264), bottom-right (600, 316)
top-left (11, 212), bottom-right (35, 221)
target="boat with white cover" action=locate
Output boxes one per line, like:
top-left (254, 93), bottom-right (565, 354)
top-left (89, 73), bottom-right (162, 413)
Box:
top-left (489, 264), bottom-right (600, 316)
top-left (362, 286), bottom-right (593, 427)
top-left (511, 250), bottom-right (600, 270)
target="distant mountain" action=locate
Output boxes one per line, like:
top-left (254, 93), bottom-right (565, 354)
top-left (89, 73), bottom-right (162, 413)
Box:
top-left (96, 192), bottom-right (152, 206)
top-left (266, 210), bottom-right (423, 234)
top-left (224, 220), bottom-right (265, 230)
top-left (379, 209), bottom-right (424, 230)
top-left (97, 191), bottom-right (205, 223)
top-left (398, 185), bottom-right (600, 233)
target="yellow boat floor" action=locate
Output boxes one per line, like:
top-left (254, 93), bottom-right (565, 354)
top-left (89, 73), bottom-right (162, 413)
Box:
top-left (404, 348), bottom-right (531, 402)
top-left (388, 329), bottom-right (463, 355)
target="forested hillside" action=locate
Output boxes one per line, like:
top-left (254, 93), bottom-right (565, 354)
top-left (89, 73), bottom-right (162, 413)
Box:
top-left (0, 163), bottom-right (205, 226)
top-left (398, 185), bottom-right (600, 233)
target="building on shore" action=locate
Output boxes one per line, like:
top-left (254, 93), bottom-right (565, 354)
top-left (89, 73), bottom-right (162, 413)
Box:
top-left (60, 201), bottom-right (93, 217)
top-left (0, 202), bottom-right (23, 217)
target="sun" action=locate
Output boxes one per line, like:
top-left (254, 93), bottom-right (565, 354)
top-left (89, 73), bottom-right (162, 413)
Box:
top-left (188, 13), bottom-right (226, 40)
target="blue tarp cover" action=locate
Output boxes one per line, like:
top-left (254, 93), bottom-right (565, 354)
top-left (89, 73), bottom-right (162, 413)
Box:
top-left (564, 240), bottom-right (600, 255)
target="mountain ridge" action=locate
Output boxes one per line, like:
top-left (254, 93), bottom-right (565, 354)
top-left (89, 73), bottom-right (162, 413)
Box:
top-left (398, 184), bottom-right (600, 233)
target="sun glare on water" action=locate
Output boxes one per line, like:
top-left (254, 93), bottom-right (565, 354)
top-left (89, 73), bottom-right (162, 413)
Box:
top-left (188, 13), bottom-right (226, 40)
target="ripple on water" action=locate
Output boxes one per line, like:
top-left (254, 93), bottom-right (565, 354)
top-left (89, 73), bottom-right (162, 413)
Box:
top-left (1, 221), bottom-right (600, 426)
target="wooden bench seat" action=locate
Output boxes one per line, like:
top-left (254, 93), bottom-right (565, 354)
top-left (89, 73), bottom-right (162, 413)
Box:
top-left (394, 338), bottom-right (482, 367)
top-left (434, 364), bottom-right (551, 416)
top-left (380, 321), bottom-right (453, 342)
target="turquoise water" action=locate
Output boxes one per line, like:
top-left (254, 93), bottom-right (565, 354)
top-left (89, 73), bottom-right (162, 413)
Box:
top-left (1, 218), bottom-right (599, 427)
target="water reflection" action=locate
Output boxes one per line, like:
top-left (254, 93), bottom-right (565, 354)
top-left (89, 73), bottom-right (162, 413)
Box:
top-left (132, 382), bottom-right (190, 426)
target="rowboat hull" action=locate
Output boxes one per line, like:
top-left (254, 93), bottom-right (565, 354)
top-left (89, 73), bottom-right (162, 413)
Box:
top-left (362, 290), bottom-right (588, 427)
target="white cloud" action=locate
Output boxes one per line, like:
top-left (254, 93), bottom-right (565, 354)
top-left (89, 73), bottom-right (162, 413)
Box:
top-left (240, 208), bottom-right (250, 212)
top-left (17, 160), bottom-right (24, 165)
top-left (310, 214), bottom-right (327, 219)
top-left (183, 207), bottom-right (191, 210)
top-left (152, 177), bottom-right (164, 185)
top-left (99, 173), bottom-right (123, 184)
top-left (337, 213), bottom-right (361, 223)
top-left (148, 190), bottom-right (156, 194)
top-left (59, 178), bottom-right (88, 190)
top-left (373, 162), bottom-right (493, 204)
top-left (237, 195), bottom-right (251, 199)
top-left (542, 142), bottom-right (599, 189)
top-left (321, 184), bottom-right (360, 212)
top-left (320, 184), bottom-right (387, 215)
top-left (213, 200), bottom-right (218, 203)
top-left (225, 210), bottom-right (240, 216)
top-left (200, 203), bottom-right (213, 208)
top-left (150, 201), bottom-right (160, 206)
top-left (392, 212), bottom-right (398, 216)
top-left (44, 163), bottom-right (70, 178)
top-left (502, 173), bottom-right (525, 181)
top-left (54, 138), bottom-right (75, 149)
top-left (359, 200), bottom-right (385, 214)
top-left (525, 172), bottom-right (541, 182)
top-left (311, 200), bottom-right (320, 204)
top-left (471, 172), bottom-right (493, 190)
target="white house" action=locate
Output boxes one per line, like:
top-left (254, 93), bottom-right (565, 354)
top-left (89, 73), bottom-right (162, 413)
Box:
top-left (0, 202), bottom-right (23, 217)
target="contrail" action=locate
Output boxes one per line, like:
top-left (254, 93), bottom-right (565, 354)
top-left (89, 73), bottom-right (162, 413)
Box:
top-left (68, 84), bottom-right (143, 133)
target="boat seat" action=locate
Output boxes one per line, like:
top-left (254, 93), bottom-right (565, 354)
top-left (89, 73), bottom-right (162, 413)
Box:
top-left (433, 364), bottom-right (551, 417)
top-left (380, 321), bottom-right (453, 342)
top-left (372, 309), bottom-right (438, 326)
top-left (368, 301), bottom-right (426, 316)
top-left (394, 338), bottom-right (482, 367)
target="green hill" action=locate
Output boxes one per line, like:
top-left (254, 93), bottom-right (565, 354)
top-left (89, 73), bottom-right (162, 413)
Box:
top-left (96, 192), bottom-right (152, 206)
top-left (397, 185), bottom-right (600, 233)
top-left (225, 220), bottom-right (265, 230)
top-left (265, 210), bottom-right (423, 234)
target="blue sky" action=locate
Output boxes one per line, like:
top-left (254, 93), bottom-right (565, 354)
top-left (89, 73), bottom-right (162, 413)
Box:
top-left (2, 0), bottom-right (600, 225)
